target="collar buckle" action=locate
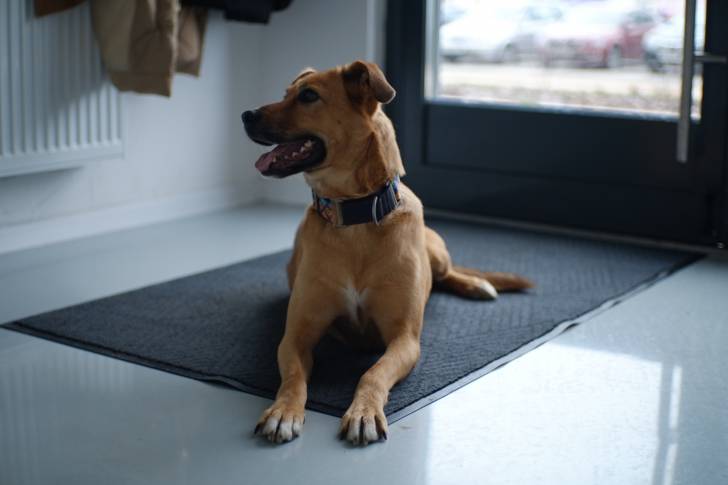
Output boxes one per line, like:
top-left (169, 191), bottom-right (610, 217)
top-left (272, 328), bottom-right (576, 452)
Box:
top-left (333, 199), bottom-right (345, 228)
top-left (371, 195), bottom-right (380, 226)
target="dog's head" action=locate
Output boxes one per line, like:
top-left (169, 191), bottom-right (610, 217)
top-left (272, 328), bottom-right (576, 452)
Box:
top-left (242, 60), bottom-right (404, 198)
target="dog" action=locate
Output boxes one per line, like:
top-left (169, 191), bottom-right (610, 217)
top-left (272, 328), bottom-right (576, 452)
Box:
top-left (242, 60), bottom-right (533, 446)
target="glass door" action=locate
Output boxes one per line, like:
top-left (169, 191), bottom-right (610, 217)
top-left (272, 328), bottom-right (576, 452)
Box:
top-left (386, 0), bottom-right (728, 246)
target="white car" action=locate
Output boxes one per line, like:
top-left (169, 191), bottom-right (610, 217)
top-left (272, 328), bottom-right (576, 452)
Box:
top-left (440, 3), bottom-right (562, 63)
top-left (643, 8), bottom-right (705, 72)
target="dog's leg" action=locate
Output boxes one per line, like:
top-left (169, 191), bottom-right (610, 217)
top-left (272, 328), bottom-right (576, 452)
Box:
top-left (338, 332), bottom-right (420, 445)
top-left (255, 284), bottom-right (340, 443)
top-left (254, 332), bottom-right (313, 443)
top-left (425, 226), bottom-right (533, 299)
top-left (286, 227), bottom-right (303, 291)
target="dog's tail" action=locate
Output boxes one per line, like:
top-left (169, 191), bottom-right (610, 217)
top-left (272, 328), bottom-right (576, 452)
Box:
top-left (453, 266), bottom-right (535, 292)
top-left (435, 265), bottom-right (534, 300)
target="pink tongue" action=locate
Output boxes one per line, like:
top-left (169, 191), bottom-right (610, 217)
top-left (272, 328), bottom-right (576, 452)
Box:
top-left (254, 150), bottom-right (278, 173)
top-left (254, 141), bottom-right (307, 173)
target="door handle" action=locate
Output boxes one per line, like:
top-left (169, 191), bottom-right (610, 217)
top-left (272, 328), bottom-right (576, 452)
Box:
top-left (695, 52), bottom-right (728, 65)
top-left (677, 0), bottom-right (728, 163)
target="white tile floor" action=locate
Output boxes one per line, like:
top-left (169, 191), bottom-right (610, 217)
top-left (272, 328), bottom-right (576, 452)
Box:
top-left (1, 204), bottom-right (727, 485)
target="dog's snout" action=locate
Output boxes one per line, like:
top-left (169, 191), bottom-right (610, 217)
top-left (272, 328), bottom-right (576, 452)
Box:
top-left (242, 109), bottom-right (262, 126)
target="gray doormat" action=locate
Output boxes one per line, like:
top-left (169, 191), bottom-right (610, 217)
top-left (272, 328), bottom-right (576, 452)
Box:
top-left (4, 219), bottom-right (699, 422)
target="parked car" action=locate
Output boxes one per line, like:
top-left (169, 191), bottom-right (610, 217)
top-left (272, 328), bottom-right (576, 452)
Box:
top-left (643, 7), bottom-right (705, 72)
top-left (440, 2), bottom-right (563, 63)
top-left (539, 3), bottom-right (659, 68)
top-left (440, 0), bottom-right (469, 25)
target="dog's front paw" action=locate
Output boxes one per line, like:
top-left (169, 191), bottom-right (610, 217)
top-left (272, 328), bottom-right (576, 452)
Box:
top-left (254, 402), bottom-right (304, 444)
top-left (338, 400), bottom-right (388, 446)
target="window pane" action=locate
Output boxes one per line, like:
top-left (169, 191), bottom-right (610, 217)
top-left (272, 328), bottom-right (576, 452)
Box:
top-left (430, 0), bottom-right (706, 118)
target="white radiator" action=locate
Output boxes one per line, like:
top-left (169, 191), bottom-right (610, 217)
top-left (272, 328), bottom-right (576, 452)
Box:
top-left (0, 0), bottom-right (124, 178)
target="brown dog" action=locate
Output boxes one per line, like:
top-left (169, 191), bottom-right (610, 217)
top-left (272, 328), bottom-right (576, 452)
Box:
top-left (242, 60), bottom-right (532, 446)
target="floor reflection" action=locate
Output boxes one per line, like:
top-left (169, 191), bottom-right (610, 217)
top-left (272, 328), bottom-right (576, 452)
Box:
top-left (417, 345), bottom-right (663, 484)
top-left (0, 341), bottom-right (139, 485)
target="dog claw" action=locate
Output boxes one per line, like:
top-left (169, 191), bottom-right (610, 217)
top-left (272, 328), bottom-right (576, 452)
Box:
top-left (339, 410), bottom-right (388, 446)
top-left (255, 404), bottom-right (304, 444)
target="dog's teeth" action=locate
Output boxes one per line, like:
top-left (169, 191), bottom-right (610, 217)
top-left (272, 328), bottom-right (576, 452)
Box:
top-left (304, 140), bottom-right (313, 148)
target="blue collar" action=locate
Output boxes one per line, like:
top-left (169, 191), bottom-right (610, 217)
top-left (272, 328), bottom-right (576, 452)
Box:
top-left (312, 176), bottom-right (401, 227)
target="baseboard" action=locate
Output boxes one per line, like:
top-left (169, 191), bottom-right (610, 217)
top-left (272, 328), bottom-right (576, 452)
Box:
top-left (0, 188), bottom-right (256, 255)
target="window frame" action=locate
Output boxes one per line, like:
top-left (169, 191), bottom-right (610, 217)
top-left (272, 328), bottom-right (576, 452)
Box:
top-left (385, 0), bottom-right (728, 246)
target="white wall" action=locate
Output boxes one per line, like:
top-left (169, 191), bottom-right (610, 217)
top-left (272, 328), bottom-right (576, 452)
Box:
top-left (0, 11), bottom-right (265, 253)
top-left (255, 0), bottom-right (386, 205)
top-left (0, 1), bottom-right (385, 253)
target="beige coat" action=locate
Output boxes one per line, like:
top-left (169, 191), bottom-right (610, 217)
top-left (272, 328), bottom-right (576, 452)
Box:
top-left (36, 0), bottom-right (207, 97)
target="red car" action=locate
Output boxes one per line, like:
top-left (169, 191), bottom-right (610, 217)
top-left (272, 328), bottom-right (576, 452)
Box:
top-left (539, 3), bottom-right (659, 68)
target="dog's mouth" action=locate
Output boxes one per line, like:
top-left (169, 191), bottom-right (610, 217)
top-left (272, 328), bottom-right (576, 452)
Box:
top-left (254, 137), bottom-right (326, 178)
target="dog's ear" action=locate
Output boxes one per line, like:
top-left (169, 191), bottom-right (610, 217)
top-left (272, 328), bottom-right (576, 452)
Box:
top-left (342, 60), bottom-right (396, 106)
top-left (291, 67), bottom-right (316, 85)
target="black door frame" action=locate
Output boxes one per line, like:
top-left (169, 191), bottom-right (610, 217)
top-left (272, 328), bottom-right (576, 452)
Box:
top-left (385, 0), bottom-right (728, 246)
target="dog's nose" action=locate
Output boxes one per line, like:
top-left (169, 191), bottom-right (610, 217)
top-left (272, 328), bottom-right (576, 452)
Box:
top-left (242, 109), bottom-right (262, 126)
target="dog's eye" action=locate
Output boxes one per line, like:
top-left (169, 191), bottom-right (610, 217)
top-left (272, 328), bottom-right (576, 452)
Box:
top-left (297, 88), bottom-right (320, 104)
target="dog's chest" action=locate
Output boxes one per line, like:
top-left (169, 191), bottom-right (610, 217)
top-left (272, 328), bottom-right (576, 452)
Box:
top-left (342, 284), bottom-right (370, 327)
top-left (328, 284), bottom-right (385, 352)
